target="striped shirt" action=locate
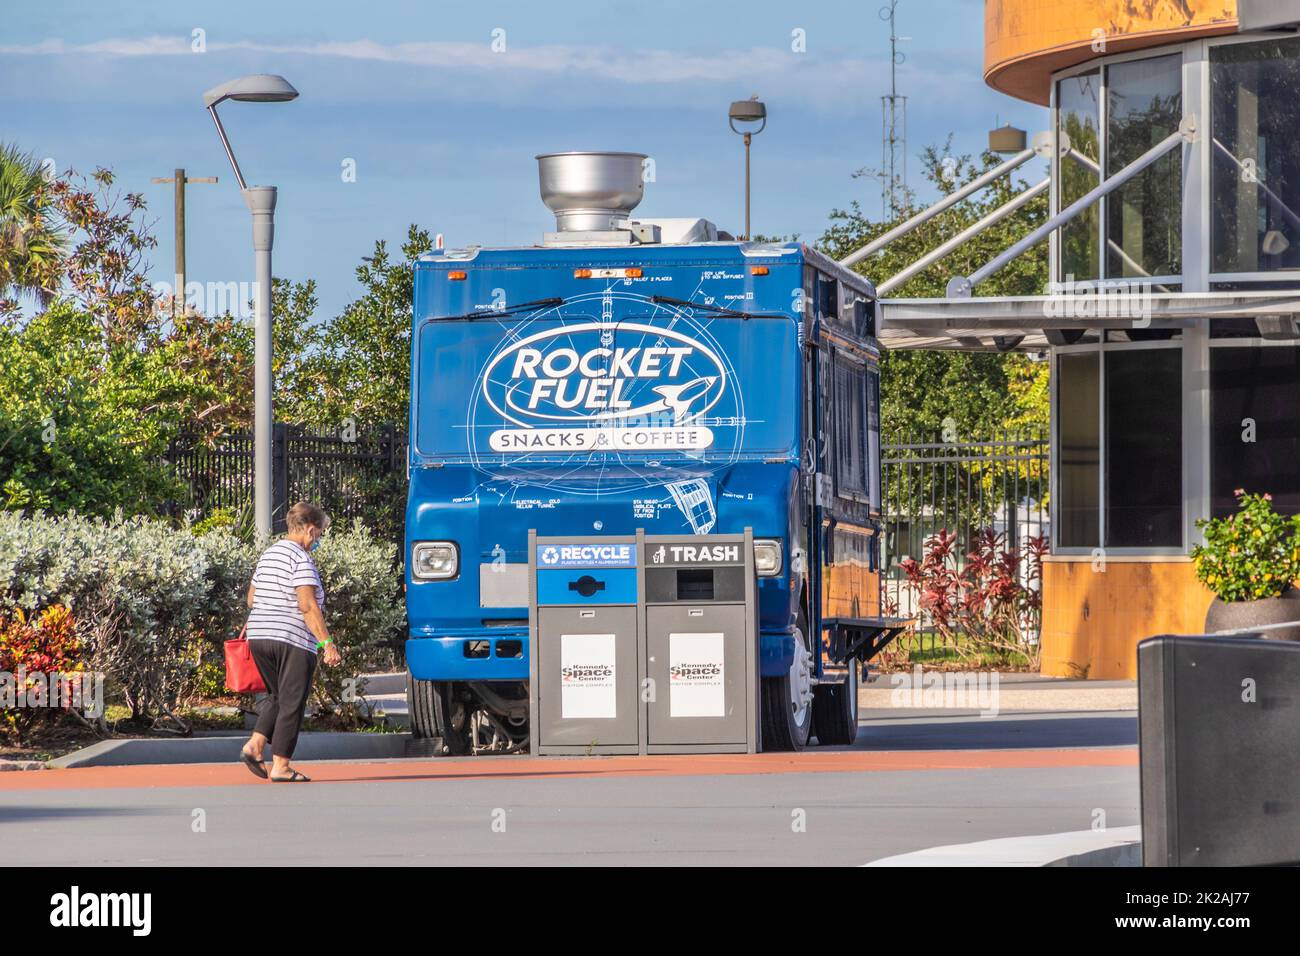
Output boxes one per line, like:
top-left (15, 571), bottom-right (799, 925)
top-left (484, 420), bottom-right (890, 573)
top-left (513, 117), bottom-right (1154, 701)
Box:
top-left (246, 539), bottom-right (326, 654)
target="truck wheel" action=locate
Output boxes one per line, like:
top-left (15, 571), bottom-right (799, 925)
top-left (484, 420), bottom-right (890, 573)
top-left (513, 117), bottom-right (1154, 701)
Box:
top-left (761, 621), bottom-right (814, 751)
top-left (812, 661), bottom-right (860, 746)
top-left (406, 671), bottom-right (471, 756)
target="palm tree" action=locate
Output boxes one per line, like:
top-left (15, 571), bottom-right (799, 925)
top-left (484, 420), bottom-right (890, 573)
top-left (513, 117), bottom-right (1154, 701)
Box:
top-left (0, 143), bottom-right (66, 306)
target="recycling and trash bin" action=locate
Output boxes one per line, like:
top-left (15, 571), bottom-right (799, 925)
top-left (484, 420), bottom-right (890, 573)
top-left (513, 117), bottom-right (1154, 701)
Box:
top-left (642, 531), bottom-right (758, 754)
top-left (528, 533), bottom-right (641, 755)
top-left (528, 529), bottom-right (760, 755)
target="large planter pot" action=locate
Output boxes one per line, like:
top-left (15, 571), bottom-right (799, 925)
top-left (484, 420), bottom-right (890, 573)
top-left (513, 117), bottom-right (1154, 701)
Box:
top-left (1205, 588), bottom-right (1300, 642)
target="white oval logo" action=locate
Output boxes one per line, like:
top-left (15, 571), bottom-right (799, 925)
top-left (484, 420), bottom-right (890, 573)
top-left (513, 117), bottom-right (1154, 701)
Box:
top-left (481, 322), bottom-right (727, 428)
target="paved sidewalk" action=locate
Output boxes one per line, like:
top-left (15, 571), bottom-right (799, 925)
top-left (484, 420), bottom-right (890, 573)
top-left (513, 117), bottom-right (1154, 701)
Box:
top-left (0, 709), bottom-right (1138, 866)
top-left (865, 825), bottom-right (1142, 867)
top-left (864, 673), bottom-right (1137, 712)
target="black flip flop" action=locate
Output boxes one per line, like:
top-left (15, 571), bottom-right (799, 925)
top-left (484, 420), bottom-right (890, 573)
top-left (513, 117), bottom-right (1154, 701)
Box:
top-left (270, 769), bottom-right (311, 783)
top-left (239, 750), bottom-right (268, 779)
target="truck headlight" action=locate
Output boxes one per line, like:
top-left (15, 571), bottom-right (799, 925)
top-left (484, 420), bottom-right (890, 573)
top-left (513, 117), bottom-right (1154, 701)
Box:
top-left (412, 541), bottom-right (459, 580)
top-left (753, 539), bottom-right (783, 577)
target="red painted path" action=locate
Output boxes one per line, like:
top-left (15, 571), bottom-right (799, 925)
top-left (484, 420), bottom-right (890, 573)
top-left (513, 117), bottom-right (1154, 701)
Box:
top-left (0, 746), bottom-right (1136, 792)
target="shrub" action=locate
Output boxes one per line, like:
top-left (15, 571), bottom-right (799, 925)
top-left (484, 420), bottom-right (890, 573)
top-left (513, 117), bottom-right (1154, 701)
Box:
top-left (0, 511), bottom-right (253, 726)
top-left (898, 528), bottom-right (1047, 666)
top-left (0, 511), bottom-right (404, 730)
top-left (189, 524), bottom-right (257, 642)
top-left (1192, 490), bottom-right (1300, 603)
top-left (0, 604), bottom-right (85, 742)
top-left (305, 519), bottom-right (405, 721)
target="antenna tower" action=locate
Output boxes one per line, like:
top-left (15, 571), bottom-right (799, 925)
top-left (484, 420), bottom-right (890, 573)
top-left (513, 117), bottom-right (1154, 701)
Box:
top-left (880, 0), bottom-right (910, 219)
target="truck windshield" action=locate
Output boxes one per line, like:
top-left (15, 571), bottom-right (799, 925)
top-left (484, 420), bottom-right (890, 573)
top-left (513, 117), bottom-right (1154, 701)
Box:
top-left (413, 313), bottom-right (799, 462)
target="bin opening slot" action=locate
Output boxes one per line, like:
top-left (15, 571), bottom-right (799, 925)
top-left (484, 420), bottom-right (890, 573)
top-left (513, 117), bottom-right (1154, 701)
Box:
top-left (568, 574), bottom-right (605, 597)
top-left (676, 568), bottom-right (715, 601)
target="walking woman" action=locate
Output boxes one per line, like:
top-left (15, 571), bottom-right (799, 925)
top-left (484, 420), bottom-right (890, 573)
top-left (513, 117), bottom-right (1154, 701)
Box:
top-left (239, 502), bottom-right (341, 782)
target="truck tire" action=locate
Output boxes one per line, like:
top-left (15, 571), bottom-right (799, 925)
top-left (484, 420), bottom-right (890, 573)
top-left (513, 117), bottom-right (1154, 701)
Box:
top-left (761, 620), bottom-right (814, 752)
top-left (812, 661), bottom-right (859, 746)
top-left (406, 671), bottom-right (471, 756)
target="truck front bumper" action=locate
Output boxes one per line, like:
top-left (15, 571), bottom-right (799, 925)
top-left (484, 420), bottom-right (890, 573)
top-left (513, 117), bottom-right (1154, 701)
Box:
top-left (405, 629), bottom-right (795, 682)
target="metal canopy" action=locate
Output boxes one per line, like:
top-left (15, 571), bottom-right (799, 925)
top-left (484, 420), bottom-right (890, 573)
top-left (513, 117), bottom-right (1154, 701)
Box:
top-left (878, 290), bottom-right (1300, 352)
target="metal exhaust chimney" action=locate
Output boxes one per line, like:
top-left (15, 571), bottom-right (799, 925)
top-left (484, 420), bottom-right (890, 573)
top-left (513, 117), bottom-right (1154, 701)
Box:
top-left (537, 151), bottom-right (647, 232)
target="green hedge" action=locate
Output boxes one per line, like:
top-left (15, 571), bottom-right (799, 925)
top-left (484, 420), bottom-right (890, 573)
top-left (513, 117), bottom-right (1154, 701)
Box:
top-left (0, 511), bottom-right (405, 727)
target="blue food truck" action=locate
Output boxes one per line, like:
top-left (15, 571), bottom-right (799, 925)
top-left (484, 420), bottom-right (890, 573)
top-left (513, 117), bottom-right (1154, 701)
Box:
top-left (405, 152), bottom-right (903, 754)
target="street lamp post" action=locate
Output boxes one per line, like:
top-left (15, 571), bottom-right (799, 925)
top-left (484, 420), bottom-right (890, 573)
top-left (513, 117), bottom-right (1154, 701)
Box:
top-left (728, 97), bottom-right (766, 240)
top-left (202, 74), bottom-right (299, 540)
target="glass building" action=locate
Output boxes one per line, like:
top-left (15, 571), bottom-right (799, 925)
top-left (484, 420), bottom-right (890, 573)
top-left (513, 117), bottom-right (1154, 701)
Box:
top-left (876, 1), bottom-right (1300, 677)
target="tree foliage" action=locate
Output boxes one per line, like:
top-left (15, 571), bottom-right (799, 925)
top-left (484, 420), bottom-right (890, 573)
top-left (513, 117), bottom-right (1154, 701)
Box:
top-left (275, 226), bottom-right (433, 428)
top-left (0, 167), bottom-right (259, 514)
top-left (0, 302), bottom-right (183, 513)
top-left (0, 143), bottom-right (67, 309)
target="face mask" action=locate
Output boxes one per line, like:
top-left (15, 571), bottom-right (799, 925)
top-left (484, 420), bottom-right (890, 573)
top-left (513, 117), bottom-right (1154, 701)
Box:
top-left (309, 537), bottom-right (321, 553)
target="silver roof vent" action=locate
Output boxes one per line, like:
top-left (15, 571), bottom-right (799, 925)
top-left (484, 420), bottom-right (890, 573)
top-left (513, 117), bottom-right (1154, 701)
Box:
top-left (537, 151), bottom-right (647, 235)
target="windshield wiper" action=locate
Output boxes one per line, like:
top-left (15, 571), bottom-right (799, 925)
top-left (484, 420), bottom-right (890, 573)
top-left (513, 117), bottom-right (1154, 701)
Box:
top-left (650, 295), bottom-right (781, 320)
top-left (458, 297), bottom-right (564, 320)
top-left (446, 294), bottom-right (778, 323)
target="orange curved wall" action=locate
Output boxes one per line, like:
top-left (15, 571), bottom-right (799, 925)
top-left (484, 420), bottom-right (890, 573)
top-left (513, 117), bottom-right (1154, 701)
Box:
top-left (986, 0), bottom-right (1239, 104)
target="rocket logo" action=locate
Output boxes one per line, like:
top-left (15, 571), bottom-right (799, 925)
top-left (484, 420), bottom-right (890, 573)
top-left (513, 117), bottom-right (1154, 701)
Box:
top-left (651, 377), bottom-right (717, 421)
top-left (481, 321), bottom-right (727, 428)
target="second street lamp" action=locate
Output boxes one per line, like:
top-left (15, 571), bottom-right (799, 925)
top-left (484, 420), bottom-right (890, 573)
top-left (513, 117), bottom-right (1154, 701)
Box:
top-left (729, 96), bottom-right (766, 240)
top-left (202, 74), bottom-right (299, 539)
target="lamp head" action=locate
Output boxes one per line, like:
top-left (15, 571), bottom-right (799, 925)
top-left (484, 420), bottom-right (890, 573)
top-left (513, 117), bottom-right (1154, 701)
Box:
top-left (204, 74), bottom-right (299, 109)
top-left (729, 97), bottom-right (767, 136)
top-left (988, 124), bottom-right (1027, 154)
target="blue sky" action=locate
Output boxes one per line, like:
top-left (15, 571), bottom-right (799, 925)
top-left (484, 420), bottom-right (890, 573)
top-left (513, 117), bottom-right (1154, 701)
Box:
top-left (1, 0), bottom-right (1045, 320)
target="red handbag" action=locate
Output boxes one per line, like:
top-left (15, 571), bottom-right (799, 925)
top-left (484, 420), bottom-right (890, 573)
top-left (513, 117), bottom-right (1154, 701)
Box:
top-left (224, 625), bottom-right (267, 694)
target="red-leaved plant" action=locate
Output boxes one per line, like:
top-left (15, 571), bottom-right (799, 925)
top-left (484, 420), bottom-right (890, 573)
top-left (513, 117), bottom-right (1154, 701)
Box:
top-left (898, 528), bottom-right (1047, 666)
top-left (0, 605), bottom-right (86, 743)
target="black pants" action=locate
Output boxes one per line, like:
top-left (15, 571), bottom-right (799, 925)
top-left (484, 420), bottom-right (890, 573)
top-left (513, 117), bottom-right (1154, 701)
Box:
top-left (250, 640), bottom-right (318, 759)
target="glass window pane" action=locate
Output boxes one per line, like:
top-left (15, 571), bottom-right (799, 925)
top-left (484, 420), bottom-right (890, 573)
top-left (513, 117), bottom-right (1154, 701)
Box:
top-left (1105, 348), bottom-right (1182, 547)
top-left (1210, 346), bottom-right (1300, 517)
top-left (1057, 71), bottom-right (1101, 282)
top-left (1057, 352), bottom-right (1100, 547)
top-left (834, 357), bottom-right (866, 495)
top-left (1106, 55), bottom-right (1183, 279)
top-left (868, 368), bottom-right (881, 512)
top-left (1211, 37), bottom-right (1300, 274)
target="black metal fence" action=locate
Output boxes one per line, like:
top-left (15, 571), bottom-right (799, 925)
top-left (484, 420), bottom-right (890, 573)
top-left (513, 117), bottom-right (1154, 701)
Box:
top-left (166, 425), bottom-right (1050, 653)
top-left (880, 431), bottom-right (1050, 655)
top-left (166, 424), bottom-right (407, 542)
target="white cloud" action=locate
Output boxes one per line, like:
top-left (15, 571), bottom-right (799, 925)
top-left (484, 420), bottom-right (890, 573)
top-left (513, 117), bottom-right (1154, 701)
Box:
top-left (0, 34), bottom-right (844, 85)
top-left (0, 31), bottom-right (1017, 130)
top-left (0, 36), bottom-right (191, 56)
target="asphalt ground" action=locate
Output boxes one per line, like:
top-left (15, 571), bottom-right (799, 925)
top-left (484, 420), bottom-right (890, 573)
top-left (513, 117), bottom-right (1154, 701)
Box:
top-left (2, 710), bottom-right (1138, 866)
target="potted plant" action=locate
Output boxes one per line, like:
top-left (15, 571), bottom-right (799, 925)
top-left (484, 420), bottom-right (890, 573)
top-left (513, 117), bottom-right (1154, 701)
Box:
top-left (1192, 490), bottom-right (1300, 641)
